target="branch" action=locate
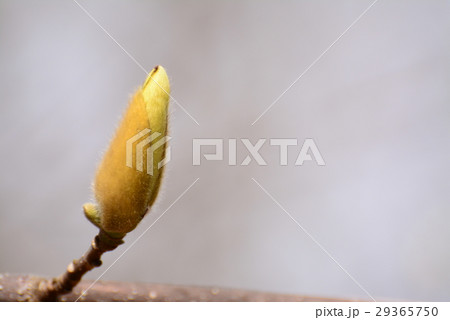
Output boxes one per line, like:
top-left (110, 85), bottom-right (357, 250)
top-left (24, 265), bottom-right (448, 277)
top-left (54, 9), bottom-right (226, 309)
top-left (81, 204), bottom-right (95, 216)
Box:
top-left (31, 231), bottom-right (124, 301)
top-left (0, 274), bottom-right (354, 302)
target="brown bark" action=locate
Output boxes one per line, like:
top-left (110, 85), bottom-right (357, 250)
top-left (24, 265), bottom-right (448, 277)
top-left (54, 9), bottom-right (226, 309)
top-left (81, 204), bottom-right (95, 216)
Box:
top-left (0, 273), bottom-right (355, 302)
top-left (30, 231), bottom-right (124, 301)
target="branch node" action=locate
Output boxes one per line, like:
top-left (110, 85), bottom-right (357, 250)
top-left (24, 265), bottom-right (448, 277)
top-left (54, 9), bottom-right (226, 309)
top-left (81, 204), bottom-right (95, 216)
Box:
top-left (32, 231), bottom-right (124, 301)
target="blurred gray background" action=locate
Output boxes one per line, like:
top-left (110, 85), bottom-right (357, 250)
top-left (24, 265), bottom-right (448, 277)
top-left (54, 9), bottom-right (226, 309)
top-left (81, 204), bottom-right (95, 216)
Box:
top-left (1, 0), bottom-right (449, 301)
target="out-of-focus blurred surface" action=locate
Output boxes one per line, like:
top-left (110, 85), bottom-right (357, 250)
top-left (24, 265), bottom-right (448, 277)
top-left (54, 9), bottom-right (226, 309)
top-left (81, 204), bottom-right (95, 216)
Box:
top-left (1, 0), bottom-right (449, 301)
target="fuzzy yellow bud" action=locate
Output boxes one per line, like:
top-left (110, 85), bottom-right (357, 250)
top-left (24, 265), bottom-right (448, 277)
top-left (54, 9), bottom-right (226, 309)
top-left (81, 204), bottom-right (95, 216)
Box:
top-left (83, 66), bottom-right (170, 237)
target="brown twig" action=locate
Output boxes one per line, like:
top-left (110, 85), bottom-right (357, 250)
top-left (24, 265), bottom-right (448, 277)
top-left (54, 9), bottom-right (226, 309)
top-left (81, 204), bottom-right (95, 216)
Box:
top-left (31, 231), bottom-right (123, 301)
top-left (0, 273), bottom-right (355, 302)
top-left (0, 232), bottom-right (360, 302)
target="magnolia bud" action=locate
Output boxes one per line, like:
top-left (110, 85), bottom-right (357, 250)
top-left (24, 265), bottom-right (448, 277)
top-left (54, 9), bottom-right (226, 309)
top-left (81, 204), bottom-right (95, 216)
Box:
top-left (83, 66), bottom-right (170, 237)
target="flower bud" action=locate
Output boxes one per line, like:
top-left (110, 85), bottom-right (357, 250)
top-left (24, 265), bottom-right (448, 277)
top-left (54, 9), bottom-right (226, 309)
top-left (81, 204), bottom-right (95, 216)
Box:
top-left (83, 66), bottom-right (170, 237)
